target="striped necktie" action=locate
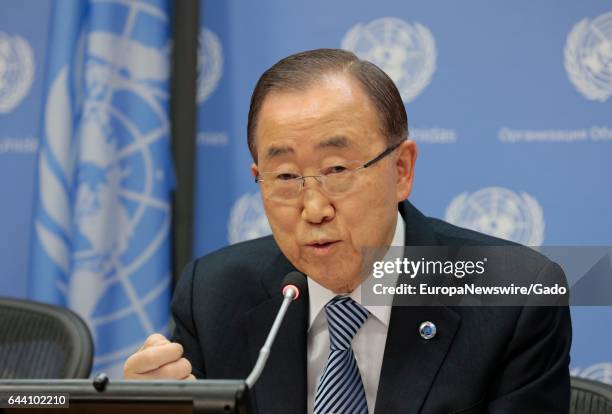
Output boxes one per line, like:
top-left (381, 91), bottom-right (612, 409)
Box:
top-left (314, 295), bottom-right (370, 414)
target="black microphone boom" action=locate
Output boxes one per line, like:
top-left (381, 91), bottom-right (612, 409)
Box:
top-left (245, 271), bottom-right (306, 388)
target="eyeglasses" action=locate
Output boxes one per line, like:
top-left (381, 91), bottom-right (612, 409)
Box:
top-left (255, 141), bottom-right (402, 202)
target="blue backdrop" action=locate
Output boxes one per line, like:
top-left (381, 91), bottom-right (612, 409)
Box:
top-left (2, 0), bottom-right (174, 377)
top-left (1, 0), bottom-right (611, 382)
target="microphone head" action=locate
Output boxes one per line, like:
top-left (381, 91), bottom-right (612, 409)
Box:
top-left (281, 271), bottom-right (307, 300)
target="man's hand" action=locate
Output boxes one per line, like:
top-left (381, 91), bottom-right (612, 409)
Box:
top-left (123, 333), bottom-right (195, 380)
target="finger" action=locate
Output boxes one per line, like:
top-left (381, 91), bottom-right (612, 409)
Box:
top-left (131, 357), bottom-right (192, 380)
top-left (125, 342), bottom-right (184, 375)
top-left (139, 333), bottom-right (170, 351)
top-left (182, 374), bottom-right (196, 381)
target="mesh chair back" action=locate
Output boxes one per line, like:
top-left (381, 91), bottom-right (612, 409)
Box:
top-left (0, 298), bottom-right (93, 379)
top-left (571, 376), bottom-right (612, 414)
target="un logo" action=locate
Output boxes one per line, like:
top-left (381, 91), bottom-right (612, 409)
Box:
top-left (565, 12), bottom-right (612, 102)
top-left (36, 0), bottom-right (172, 375)
top-left (571, 363), bottom-right (612, 385)
top-left (0, 32), bottom-right (34, 113)
top-left (445, 187), bottom-right (545, 246)
top-left (228, 192), bottom-right (272, 244)
top-left (341, 17), bottom-right (436, 103)
top-left (197, 27), bottom-right (223, 104)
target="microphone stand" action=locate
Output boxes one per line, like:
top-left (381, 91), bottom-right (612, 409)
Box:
top-left (245, 286), bottom-right (297, 388)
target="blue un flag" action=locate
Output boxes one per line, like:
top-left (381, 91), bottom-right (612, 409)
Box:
top-left (30, 0), bottom-right (174, 377)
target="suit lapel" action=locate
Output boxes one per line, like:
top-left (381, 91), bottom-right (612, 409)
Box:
top-left (399, 201), bottom-right (438, 247)
top-left (244, 254), bottom-right (308, 414)
top-left (374, 304), bottom-right (461, 413)
top-left (373, 202), bottom-right (462, 413)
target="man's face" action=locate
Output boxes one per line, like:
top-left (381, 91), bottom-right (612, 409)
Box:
top-left (251, 73), bottom-right (416, 293)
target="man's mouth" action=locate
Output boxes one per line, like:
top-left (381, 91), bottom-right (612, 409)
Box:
top-left (305, 240), bottom-right (340, 256)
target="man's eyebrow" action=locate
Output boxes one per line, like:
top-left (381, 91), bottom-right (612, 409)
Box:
top-left (264, 136), bottom-right (351, 160)
top-left (265, 145), bottom-right (294, 160)
top-left (314, 136), bottom-right (350, 150)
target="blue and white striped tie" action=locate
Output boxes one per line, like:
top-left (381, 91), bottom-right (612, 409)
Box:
top-left (314, 295), bottom-right (370, 414)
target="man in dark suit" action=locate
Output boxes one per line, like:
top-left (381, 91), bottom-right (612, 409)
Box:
top-left (124, 49), bottom-right (571, 413)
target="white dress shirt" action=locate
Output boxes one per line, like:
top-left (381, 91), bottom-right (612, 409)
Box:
top-left (307, 212), bottom-right (404, 414)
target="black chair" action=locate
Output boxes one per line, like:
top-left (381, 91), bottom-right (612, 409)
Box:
top-left (0, 298), bottom-right (93, 379)
top-left (571, 376), bottom-right (612, 414)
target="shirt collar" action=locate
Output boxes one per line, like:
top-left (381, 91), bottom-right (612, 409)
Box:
top-left (307, 212), bottom-right (405, 330)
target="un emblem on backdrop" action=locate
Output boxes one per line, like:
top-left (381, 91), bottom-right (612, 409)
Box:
top-left (197, 27), bottom-right (223, 104)
top-left (36, 1), bottom-right (172, 375)
top-left (565, 11), bottom-right (612, 102)
top-left (228, 192), bottom-right (272, 244)
top-left (0, 32), bottom-right (34, 113)
top-left (571, 363), bottom-right (612, 385)
top-left (445, 187), bottom-right (545, 246)
top-left (341, 17), bottom-right (436, 103)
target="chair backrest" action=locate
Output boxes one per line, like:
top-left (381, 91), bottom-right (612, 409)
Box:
top-left (0, 298), bottom-right (93, 379)
top-left (571, 376), bottom-right (612, 414)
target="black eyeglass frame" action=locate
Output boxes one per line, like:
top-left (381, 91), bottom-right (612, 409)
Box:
top-left (254, 140), bottom-right (403, 184)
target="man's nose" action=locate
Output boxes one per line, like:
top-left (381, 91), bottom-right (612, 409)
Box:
top-left (301, 178), bottom-right (335, 224)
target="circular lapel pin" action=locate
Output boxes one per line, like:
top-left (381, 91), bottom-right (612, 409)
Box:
top-left (419, 321), bottom-right (437, 340)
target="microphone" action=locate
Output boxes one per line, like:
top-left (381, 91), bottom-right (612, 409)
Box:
top-left (245, 271), bottom-right (307, 388)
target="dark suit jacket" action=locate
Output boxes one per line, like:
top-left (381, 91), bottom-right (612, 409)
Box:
top-left (171, 201), bottom-right (571, 414)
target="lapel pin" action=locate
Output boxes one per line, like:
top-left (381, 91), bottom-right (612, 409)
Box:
top-left (419, 321), bottom-right (437, 340)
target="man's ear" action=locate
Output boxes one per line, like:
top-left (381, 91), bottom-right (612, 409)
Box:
top-left (251, 163), bottom-right (259, 179)
top-left (395, 139), bottom-right (417, 202)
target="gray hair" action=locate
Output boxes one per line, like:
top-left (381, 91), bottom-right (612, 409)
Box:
top-left (247, 48), bottom-right (408, 162)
